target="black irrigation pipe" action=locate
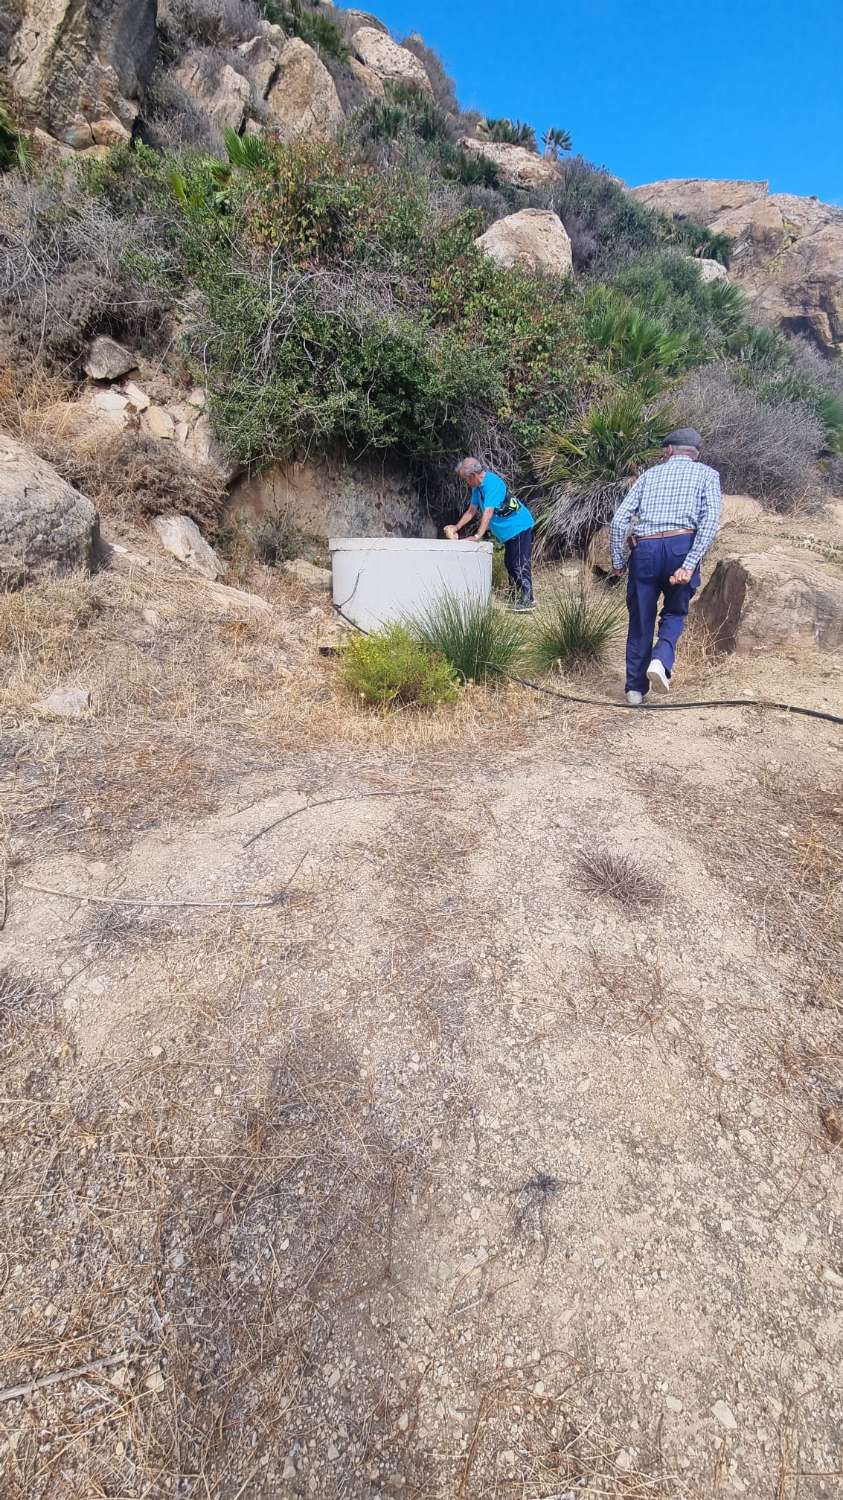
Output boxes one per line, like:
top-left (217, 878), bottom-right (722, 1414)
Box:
top-left (332, 604), bottom-right (843, 729)
top-left (503, 672), bottom-right (843, 727)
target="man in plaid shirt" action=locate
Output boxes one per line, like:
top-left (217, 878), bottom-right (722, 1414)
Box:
top-left (610, 428), bottom-right (721, 704)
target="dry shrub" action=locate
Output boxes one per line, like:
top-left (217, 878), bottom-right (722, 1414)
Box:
top-left (0, 371), bottom-right (227, 537)
top-left (675, 365), bottom-right (825, 510)
top-left (575, 845), bottom-right (663, 907)
top-left (0, 172), bottom-right (172, 373)
top-left (399, 34), bottom-right (459, 112)
top-left (158, 0), bottom-right (261, 52)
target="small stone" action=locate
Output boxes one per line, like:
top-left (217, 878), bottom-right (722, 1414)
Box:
top-left (150, 1044), bottom-right (164, 1059)
top-left (144, 1366), bottom-right (165, 1394)
top-left (615, 1449), bottom-right (634, 1472)
top-left (35, 687), bottom-right (92, 719)
top-left (665, 1395), bottom-right (683, 1413)
top-left (712, 1400), bottom-right (738, 1431)
top-left (282, 1456), bottom-right (296, 1479)
top-left (821, 1266), bottom-right (843, 1289)
top-left (84, 336), bottom-right (137, 381)
top-left (532, 1381), bottom-right (545, 1397)
top-left (122, 381), bottom-right (150, 411)
top-left (397, 1411), bottom-right (409, 1431)
top-left (142, 405), bottom-right (176, 441)
top-left (93, 389), bottom-right (130, 414)
top-left (283, 558), bottom-right (332, 590)
top-left (327, 1442), bottom-right (340, 1460)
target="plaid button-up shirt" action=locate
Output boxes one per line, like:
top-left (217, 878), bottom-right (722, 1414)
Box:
top-left (609, 456), bottom-right (722, 573)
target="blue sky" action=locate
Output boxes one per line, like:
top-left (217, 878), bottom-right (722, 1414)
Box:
top-left (345, 0), bottom-right (843, 203)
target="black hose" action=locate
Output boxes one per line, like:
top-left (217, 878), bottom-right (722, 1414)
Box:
top-left (503, 672), bottom-right (843, 727)
top-left (332, 604), bottom-right (843, 729)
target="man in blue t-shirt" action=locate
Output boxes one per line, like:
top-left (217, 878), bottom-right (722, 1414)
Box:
top-left (449, 457), bottom-right (536, 610)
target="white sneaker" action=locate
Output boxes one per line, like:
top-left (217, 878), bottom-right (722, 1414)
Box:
top-left (625, 690), bottom-right (643, 706)
top-left (647, 659), bottom-right (670, 693)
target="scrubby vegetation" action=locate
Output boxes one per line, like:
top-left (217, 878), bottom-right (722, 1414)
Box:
top-left (411, 594), bottom-right (525, 684)
top-left (342, 623), bottom-right (460, 707)
top-left (1, 7), bottom-right (841, 547)
top-left (528, 583), bottom-right (625, 673)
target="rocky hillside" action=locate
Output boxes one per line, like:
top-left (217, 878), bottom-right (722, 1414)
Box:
top-left (1, 0), bottom-right (842, 553)
top-left (630, 178), bottom-right (843, 354)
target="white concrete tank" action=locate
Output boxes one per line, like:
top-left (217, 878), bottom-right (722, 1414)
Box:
top-left (329, 537), bottom-right (492, 633)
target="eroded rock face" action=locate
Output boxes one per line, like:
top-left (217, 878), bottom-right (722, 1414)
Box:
top-left (352, 27), bottom-right (432, 91)
top-left (264, 38), bottom-right (344, 142)
top-left (6, 0), bottom-right (157, 148)
top-left (630, 178), bottom-right (843, 351)
top-left (229, 455), bottom-right (433, 540)
top-left (460, 138), bottom-right (560, 191)
top-left (696, 552), bottom-right (843, 654)
top-left (174, 54), bottom-right (252, 134)
top-left (693, 257), bottom-right (728, 283)
top-left (475, 209), bottom-right (573, 276)
top-left (0, 436), bottom-right (100, 588)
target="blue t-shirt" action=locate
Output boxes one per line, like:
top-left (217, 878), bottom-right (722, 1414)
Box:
top-left (475, 471), bottom-right (534, 543)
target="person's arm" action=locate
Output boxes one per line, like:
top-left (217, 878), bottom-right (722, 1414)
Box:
top-left (452, 505), bottom-right (478, 532)
top-left (609, 478), bottom-right (643, 572)
top-left (472, 507), bottom-right (495, 541)
top-left (673, 471), bottom-right (722, 582)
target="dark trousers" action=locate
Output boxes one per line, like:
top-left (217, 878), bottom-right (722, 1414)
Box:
top-left (503, 527), bottom-right (534, 604)
top-left (625, 537), bottom-right (700, 694)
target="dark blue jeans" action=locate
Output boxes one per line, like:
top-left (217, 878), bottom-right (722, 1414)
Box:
top-left (625, 537), bottom-right (700, 694)
top-left (503, 527), bottom-right (534, 604)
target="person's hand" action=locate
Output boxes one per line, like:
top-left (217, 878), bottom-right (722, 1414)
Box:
top-left (669, 567), bottom-right (693, 585)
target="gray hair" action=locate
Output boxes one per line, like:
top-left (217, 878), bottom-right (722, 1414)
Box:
top-left (455, 456), bottom-right (483, 477)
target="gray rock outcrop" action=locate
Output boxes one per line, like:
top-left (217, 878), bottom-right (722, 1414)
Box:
top-left (352, 27), bottom-right (432, 91)
top-left (696, 552), bottom-right (843, 654)
top-left (630, 178), bottom-right (843, 351)
top-left (0, 437), bottom-right (101, 588)
top-left (174, 54), bottom-right (252, 134)
top-left (692, 257), bottom-right (728, 283)
top-left (475, 209), bottom-right (573, 276)
top-left (5, 0), bottom-right (157, 148)
top-left (83, 336), bottom-right (138, 381)
top-left (460, 138), bottom-right (560, 191)
top-left (152, 515), bottom-right (224, 580)
top-left (264, 38), bottom-right (344, 142)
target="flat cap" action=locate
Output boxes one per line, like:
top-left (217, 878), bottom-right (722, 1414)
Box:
top-left (663, 427), bottom-right (703, 449)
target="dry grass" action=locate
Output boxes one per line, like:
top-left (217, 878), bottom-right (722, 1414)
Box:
top-left (575, 844), bottom-right (664, 908)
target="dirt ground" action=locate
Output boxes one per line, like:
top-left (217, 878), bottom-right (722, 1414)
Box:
top-left (1, 507), bottom-right (842, 1499)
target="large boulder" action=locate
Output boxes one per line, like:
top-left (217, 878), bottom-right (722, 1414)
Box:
top-left (630, 179), bottom-right (768, 222)
top-left (475, 209), bottom-right (573, 277)
top-left (460, 138), bottom-right (560, 191)
top-left (352, 27), bottom-right (432, 92)
top-left (0, 436), bottom-right (100, 588)
top-left (264, 38), bottom-right (344, 142)
top-left (174, 55), bottom-right (252, 134)
top-left (341, 10), bottom-right (389, 36)
top-left (5, 0), bottom-right (157, 148)
top-left (236, 34), bottom-right (282, 97)
top-left (629, 178), bottom-right (843, 352)
top-left (696, 553), bottom-right (843, 654)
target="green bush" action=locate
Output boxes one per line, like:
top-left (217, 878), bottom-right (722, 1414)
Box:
top-left (536, 391), bottom-right (673, 488)
top-left (528, 583), bottom-right (624, 673)
top-left (0, 101), bottom-right (29, 173)
top-left (341, 624), bottom-right (459, 708)
top-left (257, 0), bottom-right (349, 61)
top-left (410, 594), bottom-right (524, 684)
top-left (584, 291), bottom-right (692, 396)
top-left (478, 117), bottom-right (537, 151)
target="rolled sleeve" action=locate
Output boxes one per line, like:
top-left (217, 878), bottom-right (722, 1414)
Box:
top-left (682, 472), bottom-right (722, 572)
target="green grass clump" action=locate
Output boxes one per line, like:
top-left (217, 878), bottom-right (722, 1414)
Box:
top-left (528, 584), bottom-right (624, 673)
top-left (341, 624), bottom-right (459, 709)
top-left (410, 594), bottom-right (524, 685)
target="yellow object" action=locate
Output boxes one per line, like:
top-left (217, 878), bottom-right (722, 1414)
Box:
top-left (443, 525), bottom-right (458, 540)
